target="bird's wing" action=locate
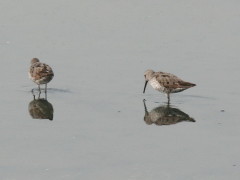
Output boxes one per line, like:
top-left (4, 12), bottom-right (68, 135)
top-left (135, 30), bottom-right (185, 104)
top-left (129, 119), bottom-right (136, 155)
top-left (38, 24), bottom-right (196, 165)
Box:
top-left (155, 72), bottom-right (182, 88)
top-left (155, 72), bottom-right (195, 89)
top-left (30, 63), bottom-right (54, 79)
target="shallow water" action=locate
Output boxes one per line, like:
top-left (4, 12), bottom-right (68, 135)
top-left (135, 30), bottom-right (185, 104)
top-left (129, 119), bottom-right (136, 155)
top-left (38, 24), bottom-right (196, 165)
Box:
top-left (0, 1), bottom-right (240, 180)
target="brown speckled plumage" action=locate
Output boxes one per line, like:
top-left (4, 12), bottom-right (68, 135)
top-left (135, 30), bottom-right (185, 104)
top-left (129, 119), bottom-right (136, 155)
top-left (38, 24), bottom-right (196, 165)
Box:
top-left (143, 69), bottom-right (196, 102)
top-left (29, 58), bottom-right (54, 93)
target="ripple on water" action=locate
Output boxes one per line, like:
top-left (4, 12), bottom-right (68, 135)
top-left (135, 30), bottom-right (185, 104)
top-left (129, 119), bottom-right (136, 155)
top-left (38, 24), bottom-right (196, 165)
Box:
top-left (20, 87), bottom-right (73, 94)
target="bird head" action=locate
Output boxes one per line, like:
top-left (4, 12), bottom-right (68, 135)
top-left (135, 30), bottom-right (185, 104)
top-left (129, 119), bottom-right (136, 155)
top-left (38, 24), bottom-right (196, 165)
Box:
top-left (143, 69), bottom-right (155, 93)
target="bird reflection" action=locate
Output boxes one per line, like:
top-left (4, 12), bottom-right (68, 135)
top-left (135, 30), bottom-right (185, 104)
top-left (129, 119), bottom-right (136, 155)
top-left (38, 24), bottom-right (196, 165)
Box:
top-left (143, 99), bottom-right (195, 126)
top-left (28, 91), bottom-right (54, 120)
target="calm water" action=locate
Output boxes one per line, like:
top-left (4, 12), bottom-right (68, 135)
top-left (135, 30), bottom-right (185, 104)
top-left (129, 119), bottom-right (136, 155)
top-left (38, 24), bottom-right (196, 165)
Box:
top-left (0, 1), bottom-right (240, 180)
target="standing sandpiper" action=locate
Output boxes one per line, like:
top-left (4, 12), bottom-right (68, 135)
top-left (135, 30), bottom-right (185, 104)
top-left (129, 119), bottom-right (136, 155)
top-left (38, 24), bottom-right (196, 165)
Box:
top-left (143, 69), bottom-right (196, 102)
top-left (29, 58), bottom-right (54, 94)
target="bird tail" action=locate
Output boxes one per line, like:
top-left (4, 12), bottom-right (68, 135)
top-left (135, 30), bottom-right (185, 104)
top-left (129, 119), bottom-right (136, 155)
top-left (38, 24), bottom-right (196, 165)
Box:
top-left (179, 81), bottom-right (196, 88)
top-left (187, 118), bottom-right (195, 122)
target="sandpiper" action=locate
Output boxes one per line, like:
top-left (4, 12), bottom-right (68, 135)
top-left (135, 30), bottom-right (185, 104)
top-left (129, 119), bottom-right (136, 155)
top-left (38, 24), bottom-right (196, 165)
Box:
top-left (143, 69), bottom-right (196, 102)
top-left (29, 58), bottom-right (54, 93)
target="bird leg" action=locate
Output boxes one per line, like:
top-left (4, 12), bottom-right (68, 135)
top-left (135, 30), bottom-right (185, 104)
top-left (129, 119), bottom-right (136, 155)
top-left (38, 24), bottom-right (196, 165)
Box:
top-left (31, 89), bottom-right (36, 100)
top-left (44, 84), bottom-right (48, 100)
top-left (167, 93), bottom-right (170, 105)
top-left (45, 84), bottom-right (47, 94)
top-left (37, 85), bottom-right (41, 99)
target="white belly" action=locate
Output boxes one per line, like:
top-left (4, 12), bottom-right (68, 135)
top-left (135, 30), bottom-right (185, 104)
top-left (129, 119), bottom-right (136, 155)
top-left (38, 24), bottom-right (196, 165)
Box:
top-left (149, 79), bottom-right (166, 93)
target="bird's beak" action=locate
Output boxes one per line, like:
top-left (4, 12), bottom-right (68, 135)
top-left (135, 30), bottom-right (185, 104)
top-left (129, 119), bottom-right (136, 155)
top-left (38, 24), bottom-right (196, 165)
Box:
top-left (143, 80), bottom-right (148, 93)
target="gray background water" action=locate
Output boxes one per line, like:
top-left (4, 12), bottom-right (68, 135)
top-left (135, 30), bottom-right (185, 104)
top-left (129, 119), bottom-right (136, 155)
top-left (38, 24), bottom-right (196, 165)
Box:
top-left (0, 0), bottom-right (240, 179)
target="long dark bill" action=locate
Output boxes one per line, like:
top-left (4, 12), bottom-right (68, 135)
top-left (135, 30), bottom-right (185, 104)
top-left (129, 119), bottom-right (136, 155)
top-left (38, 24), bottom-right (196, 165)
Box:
top-left (143, 81), bottom-right (148, 93)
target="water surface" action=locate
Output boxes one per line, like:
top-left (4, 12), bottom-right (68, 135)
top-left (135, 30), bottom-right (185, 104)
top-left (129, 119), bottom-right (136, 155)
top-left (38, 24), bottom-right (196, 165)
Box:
top-left (0, 1), bottom-right (240, 180)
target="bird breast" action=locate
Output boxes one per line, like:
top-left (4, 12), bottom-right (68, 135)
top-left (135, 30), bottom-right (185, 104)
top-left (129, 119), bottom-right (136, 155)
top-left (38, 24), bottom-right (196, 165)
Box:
top-left (149, 78), bottom-right (166, 92)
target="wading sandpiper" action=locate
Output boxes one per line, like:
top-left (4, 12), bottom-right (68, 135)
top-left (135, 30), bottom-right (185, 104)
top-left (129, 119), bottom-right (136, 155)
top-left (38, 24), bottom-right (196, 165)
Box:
top-left (29, 58), bottom-right (54, 94)
top-left (143, 69), bottom-right (196, 102)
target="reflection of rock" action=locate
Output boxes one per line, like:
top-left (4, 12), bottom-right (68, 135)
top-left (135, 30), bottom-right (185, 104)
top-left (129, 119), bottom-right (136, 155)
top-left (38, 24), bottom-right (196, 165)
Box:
top-left (143, 100), bottom-right (195, 126)
top-left (29, 98), bottom-right (54, 120)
